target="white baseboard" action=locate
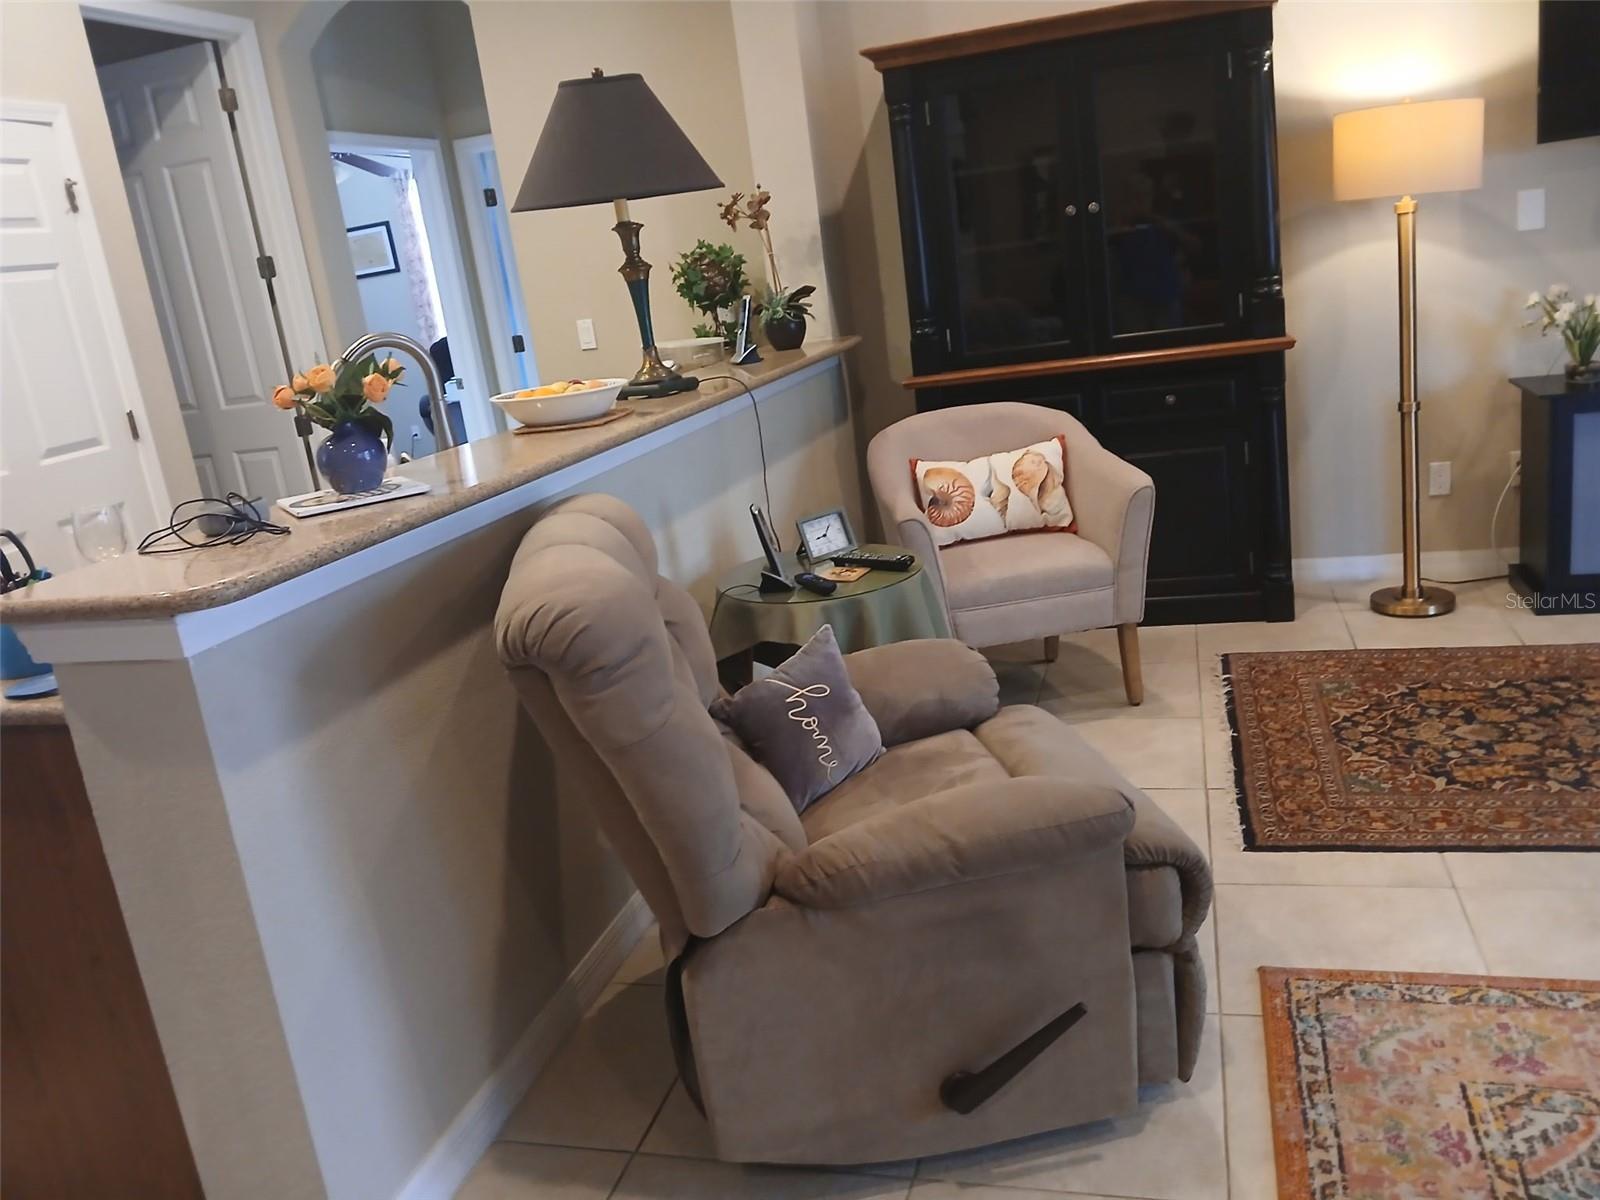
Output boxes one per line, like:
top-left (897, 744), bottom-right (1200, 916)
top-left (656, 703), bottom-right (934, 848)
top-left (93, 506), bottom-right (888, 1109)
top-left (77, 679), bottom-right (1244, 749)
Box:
top-left (1293, 547), bottom-right (1515, 585)
top-left (393, 891), bottom-right (655, 1200)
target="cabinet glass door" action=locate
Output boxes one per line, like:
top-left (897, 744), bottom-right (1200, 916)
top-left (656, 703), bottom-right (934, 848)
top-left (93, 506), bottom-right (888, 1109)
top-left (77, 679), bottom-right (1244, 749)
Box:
top-left (926, 60), bottom-right (1086, 363)
top-left (1085, 51), bottom-right (1233, 345)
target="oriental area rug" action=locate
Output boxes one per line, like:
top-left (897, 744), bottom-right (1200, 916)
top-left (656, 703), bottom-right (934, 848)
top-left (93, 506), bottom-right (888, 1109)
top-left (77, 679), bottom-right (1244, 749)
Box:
top-left (1221, 644), bottom-right (1600, 851)
top-left (1261, 967), bottom-right (1600, 1200)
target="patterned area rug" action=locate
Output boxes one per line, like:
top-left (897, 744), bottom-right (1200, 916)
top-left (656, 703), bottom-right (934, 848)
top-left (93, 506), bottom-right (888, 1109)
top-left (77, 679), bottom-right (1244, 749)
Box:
top-left (1223, 644), bottom-right (1600, 851)
top-left (1261, 968), bottom-right (1600, 1200)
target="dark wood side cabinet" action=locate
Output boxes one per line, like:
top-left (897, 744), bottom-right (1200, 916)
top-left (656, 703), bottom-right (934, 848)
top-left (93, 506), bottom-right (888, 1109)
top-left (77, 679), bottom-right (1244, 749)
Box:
top-left (1510, 375), bottom-right (1600, 615)
top-left (864, 0), bottom-right (1296, 623)
top-left (1, 721), bottom-right (203, 1198)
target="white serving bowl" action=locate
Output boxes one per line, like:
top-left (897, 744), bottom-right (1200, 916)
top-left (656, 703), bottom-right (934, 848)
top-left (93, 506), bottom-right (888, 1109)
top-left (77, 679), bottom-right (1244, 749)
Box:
top-left (491, 378), bottom-right (626, 428)
top-left (657, 336), bottom-right (724, 369)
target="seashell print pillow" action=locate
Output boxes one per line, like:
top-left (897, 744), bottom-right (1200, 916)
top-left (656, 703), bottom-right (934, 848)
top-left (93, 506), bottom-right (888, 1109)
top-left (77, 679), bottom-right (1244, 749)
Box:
top-left (911, 436), bottom-right (1076, 548)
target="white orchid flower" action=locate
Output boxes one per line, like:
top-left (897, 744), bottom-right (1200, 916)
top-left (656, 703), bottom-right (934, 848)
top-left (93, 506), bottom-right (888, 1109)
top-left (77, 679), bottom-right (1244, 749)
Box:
top-left (1548, 282), bottom-right (1571, 299)
top-left (1555, 301), bottom-right (1577, 324)
top-left (1526, 291), bottom-right (1544, 307)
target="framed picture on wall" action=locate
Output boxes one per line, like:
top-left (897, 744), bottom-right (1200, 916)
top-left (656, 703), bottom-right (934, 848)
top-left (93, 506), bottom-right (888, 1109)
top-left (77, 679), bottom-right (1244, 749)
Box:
top-left (346, 221), bottom-right (400, 278)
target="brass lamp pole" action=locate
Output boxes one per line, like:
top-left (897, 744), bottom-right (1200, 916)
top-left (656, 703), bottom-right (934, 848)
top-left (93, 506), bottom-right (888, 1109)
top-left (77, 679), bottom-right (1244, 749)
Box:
top-left (1333, 98), bottom-right (1484, 617)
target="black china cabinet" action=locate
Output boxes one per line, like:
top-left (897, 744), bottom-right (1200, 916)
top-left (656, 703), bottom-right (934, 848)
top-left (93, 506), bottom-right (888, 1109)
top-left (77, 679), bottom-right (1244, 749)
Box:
top-left (865, 0), bottom-right (1296, 623)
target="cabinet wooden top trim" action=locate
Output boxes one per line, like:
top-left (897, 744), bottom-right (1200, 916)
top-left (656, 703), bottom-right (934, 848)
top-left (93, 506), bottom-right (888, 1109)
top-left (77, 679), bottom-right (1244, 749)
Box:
top-left (860, 0), bottom-right (1275, 71)
top-left (903, 336), bottom-right (1296, 389)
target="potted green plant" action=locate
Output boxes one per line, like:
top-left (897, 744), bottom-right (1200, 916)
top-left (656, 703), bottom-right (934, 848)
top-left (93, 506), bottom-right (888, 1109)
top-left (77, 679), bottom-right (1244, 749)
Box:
top-left (670, 240), bottom-right (749, 346)
top-left (719, 186), bottom-right (818, 352)
top-left (759, 285), bottom-right (816, 352)
top-left (1525, 283), bottom-right (1599, 385)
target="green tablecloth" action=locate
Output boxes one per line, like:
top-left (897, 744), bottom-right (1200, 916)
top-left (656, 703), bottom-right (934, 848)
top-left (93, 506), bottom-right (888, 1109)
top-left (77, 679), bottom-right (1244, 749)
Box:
top-left (709, 543), bottom-right (950, 660)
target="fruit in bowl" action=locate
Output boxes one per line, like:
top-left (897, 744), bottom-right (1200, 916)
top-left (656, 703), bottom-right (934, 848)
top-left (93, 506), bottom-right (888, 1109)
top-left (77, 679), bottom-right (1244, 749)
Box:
top-left (491, 377), bottom-right (626, 428)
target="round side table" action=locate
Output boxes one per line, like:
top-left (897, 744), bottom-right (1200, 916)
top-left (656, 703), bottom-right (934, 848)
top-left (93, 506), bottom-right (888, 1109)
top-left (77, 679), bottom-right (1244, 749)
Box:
top-left (709, 544), bottom-right (950, 687)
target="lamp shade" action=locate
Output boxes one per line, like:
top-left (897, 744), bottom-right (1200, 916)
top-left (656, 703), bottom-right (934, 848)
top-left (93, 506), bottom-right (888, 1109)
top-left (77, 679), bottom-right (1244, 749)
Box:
top-left (512, 71), bottom-right (722, 211)
top-left (1332, 98), bottom-right (1484, 201)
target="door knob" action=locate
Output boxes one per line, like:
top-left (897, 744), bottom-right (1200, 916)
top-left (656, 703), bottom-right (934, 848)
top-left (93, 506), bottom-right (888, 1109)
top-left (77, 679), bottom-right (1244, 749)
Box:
top-left (1063, 204), bottom-right (1077, 216)
top-left (1164, 393), bottom-right (1178, 405)
top-left (1087, 201), bottom-right (1101, 214)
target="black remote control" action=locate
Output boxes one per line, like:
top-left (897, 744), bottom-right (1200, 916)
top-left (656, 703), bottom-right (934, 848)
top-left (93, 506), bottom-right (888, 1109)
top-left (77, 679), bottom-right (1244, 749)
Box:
top-left (794, 572), bottom-right (837, 596)
top-left (831, 551), bottom-right (913, 571)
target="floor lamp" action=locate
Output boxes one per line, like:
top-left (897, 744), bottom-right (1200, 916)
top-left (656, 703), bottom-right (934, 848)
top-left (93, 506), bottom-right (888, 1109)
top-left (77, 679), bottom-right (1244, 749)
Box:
top-left (1333, 98), bottom-right (1484, 617)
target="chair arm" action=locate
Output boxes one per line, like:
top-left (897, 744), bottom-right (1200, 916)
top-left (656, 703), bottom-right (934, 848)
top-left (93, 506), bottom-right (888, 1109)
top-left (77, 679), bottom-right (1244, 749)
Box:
top-left (775, 777), bottom-right (1134, 909)
top-left (1062, 432), bottom-right (1155, 626)
top-left (843, 639), bottom-right (999, 747)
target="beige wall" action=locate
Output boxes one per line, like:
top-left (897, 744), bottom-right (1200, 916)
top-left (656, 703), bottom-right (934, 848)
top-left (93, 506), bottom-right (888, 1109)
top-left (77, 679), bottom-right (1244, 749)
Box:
top-left (0, 0), bottom-right (199, 501)
top-left (794, 0), bottom-right (1600, 561)
top-left (469, 0), bottom-right (766, 383)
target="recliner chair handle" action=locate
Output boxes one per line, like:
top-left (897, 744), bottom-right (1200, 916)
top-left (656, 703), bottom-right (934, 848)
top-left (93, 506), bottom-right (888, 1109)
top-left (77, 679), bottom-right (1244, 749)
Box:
top-left (939, 1002), bottom-right (1088, 1115)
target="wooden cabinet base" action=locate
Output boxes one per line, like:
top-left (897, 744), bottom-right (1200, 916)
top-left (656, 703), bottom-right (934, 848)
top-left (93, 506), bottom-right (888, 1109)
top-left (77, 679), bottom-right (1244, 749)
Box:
top-left (1, 724), bottom-right (202, 1199)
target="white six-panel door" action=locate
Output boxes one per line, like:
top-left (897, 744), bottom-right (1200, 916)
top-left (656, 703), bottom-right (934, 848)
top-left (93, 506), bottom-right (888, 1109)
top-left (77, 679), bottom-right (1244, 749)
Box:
top-left (0, 102), bottom-right (165, 572)
top-left (99, 43), bottom-right (309, 503)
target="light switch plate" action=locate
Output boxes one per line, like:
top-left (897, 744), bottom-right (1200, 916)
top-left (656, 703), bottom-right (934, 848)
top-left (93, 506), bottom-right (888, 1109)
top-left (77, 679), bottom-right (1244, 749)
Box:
top-left (576, 318), bottom-right (597, 350)
top-left (1428, 461), bottom-right (1452, 496)
top-left (1516, 188), bottom-right (1546, 232)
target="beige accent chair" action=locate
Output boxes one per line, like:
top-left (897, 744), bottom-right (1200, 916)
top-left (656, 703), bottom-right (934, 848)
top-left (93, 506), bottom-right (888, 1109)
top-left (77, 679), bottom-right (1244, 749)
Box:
top-left (496, 495), bottom-right (1211, 1165)
top-left (867, 403), bottom-right (1156, 704)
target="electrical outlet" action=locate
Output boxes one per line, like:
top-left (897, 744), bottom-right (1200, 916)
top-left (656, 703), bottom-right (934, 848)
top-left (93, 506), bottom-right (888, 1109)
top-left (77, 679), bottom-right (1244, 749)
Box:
top-left (1516, 188), bottom-right (1545, 232)
top-left (1510, 449), bottom-right (1522, 485)
top-left (576, 318), bottom-right (597, 350)
top-left (1427, 461), bottom-right (1452, 496)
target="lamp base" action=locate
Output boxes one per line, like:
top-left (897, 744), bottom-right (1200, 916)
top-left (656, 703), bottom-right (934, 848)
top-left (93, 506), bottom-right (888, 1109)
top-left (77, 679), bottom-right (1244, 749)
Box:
top-left (1369, 584), bottom-right (1455, 617)
top-left (619, 374), bottom-right (699, 401)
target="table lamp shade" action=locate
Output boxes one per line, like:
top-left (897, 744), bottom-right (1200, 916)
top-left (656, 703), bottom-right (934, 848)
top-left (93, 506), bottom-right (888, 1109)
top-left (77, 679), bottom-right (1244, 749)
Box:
top-left (1332, 98), bottom-right (1484, 201)
top-left (512, 72), bottom-right (722, 211)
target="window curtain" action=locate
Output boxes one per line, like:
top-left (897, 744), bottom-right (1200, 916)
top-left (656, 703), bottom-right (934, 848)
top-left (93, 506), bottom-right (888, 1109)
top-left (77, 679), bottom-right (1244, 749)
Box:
top-left (388, 174), bottom-right (445, 348)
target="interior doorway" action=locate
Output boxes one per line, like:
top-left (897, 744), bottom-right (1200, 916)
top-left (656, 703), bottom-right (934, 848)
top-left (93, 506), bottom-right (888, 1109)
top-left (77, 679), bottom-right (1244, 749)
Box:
top-left (454, 134), bottom-right (538, 395)
top-left (82, 8), bottom-right (323, 508)
top-left (327, 132), bottom-right (497, 452)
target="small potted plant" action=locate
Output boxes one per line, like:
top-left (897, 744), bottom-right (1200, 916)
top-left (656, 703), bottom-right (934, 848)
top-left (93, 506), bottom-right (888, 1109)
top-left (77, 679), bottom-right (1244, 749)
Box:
top-left (759, 285), bottom-right (817, 352)
top-left (274, 355), bottom-right (400, 493)
top-left (670, 240), bottom-right (749, 347)
top-left (720, 186), bottom-right (817, 351)
top-left (1525, 284), bottom-right (1599, 386)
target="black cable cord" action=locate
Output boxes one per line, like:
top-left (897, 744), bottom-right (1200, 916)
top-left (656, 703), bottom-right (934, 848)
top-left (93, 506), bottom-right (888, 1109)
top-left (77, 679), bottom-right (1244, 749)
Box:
top-left (138, 493), bottom-right (289, 555)
top-left (1422, 573), bottom-right (1508, 586)
top-left (699, 374), bottom-right (772, 517)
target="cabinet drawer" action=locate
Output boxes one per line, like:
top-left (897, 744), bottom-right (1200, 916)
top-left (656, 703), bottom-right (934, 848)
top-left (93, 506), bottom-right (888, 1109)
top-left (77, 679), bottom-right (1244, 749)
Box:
top-left (1099, 378), bottom-right (1238, 426)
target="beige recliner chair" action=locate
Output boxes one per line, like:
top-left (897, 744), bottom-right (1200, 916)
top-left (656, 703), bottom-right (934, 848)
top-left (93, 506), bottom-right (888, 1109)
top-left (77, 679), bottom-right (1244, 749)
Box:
top-left (868, 403), bottom-right (1155, 704)
top-left (496, 494), bottom-right (1211, 1166)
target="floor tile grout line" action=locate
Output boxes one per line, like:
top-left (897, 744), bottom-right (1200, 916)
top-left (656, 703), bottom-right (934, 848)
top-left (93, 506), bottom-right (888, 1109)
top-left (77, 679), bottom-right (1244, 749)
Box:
top-left (603, 1080), bottom-right (679, 1200)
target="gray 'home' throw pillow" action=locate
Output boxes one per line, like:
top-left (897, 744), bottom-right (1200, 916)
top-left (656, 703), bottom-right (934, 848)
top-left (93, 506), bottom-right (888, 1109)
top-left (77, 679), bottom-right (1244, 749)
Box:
top-left (712, 625), bottom-right (883, 812)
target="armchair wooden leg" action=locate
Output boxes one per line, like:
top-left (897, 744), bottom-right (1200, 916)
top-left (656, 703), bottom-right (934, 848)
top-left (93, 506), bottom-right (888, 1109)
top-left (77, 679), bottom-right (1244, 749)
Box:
top-left (1116, 623), bottom-right (1143, 706)
top-left (1043, 636), bottom-right (1059, 664)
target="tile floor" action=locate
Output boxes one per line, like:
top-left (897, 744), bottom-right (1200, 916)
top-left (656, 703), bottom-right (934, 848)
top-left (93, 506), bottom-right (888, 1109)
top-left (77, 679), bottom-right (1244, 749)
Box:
top-left (456, 578), bottom-right (1598, 1199)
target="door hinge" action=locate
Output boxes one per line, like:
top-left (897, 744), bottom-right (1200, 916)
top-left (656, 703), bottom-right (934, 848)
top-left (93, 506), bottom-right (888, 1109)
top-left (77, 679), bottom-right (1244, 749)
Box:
top-left (1243, 442), bottom-right (1251, 466)
top-left (1226, 52), bottom-right (1234, 80)
top-left (483, 187), bottom-right (498, 208)
top-left (64, 178), bottom-right (80, 213)
top-left (944, 328), bottom-right (953, 352)
top-left (923, 100), bottom-right (931, 127)
top-left (256, 254), bottom-right (276, 281)
top-left (1238, 292), bottom-right (1245, 317)
top-left (218, 85), bottom-right (239, 114)
top-left (125, 409), bottom-right (141, 441)
top-left (511, 333), bottom-right (526, 353)
top-left (1248, 550), bottom-right (1256, 574)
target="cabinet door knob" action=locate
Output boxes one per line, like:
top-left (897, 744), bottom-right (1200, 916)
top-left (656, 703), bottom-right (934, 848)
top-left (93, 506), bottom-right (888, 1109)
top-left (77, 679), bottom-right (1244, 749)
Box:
top-left (1164, 393), bottom-right (1178, 405)
top-left (1063, 204), bottom-right (1077, 216)
top-left (1087, 200), bottom-right (1101, 214)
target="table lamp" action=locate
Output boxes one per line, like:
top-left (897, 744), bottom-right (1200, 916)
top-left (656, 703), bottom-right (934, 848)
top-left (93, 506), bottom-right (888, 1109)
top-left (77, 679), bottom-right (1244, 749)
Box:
top-left (513, 69), bottom-right (723, 399)
top-left (1332, 97), bottom-right (1484, 617)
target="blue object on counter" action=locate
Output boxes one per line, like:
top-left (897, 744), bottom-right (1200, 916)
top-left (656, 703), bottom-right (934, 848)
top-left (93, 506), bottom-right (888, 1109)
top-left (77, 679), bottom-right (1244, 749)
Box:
top-left (0, 624), bottom-right (50, 681)
top-left (5, 670), bottom-right (57, 699)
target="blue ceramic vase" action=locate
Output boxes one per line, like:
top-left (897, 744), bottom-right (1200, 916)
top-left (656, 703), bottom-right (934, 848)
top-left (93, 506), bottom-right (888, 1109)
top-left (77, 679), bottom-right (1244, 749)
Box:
top-left (316, 420), bottom-right (387, 494)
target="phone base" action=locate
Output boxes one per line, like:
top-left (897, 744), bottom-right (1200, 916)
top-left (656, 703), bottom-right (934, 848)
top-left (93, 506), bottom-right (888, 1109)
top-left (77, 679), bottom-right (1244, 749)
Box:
top-left (758, 570), bottom-right (794, 594)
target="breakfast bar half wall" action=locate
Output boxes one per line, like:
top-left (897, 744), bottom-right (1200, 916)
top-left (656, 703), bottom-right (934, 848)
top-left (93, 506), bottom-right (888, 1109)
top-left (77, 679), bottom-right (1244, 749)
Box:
top-left (2, 340), bottom-right (860, 1200)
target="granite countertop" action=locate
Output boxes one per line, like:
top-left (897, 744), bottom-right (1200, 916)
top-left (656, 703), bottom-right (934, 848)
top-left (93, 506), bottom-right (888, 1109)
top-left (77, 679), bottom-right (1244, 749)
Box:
top-left (0, 690), bottom-right (65, 727)
top-left (0, 339), bottom-right (857, 625)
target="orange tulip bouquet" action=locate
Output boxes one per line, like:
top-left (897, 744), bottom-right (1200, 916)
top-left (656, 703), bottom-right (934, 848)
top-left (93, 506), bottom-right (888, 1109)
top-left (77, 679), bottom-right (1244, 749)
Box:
top-left (274, 355), bottom-right (401, 493)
